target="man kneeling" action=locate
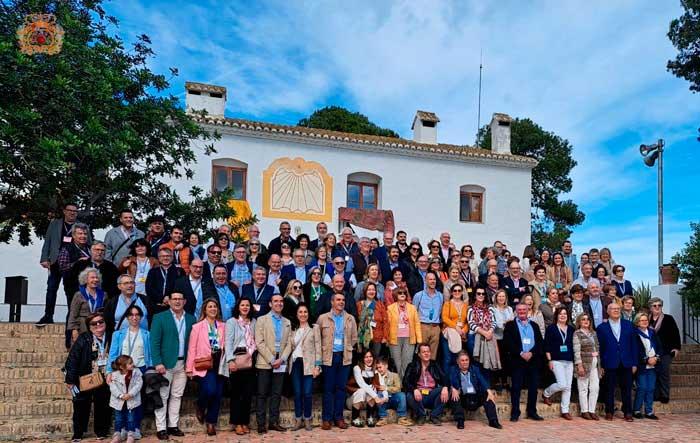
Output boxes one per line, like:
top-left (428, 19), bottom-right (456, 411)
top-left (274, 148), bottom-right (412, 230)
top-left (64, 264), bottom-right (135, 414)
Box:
top-left (449, 351), bottom-right (502, 429)
top-left (375, 357), bottom-right (413, 426)
top-left (403, 343), bottom-right (449, 425)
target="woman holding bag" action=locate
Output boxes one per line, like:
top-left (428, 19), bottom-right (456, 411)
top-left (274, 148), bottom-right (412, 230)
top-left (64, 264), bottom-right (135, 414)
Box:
top-left (222, 298), bottom-right (257, 435)
top-left (64, 312), bottom-right (112, 442)
top-left (185, 298), bottom-right (226, 436)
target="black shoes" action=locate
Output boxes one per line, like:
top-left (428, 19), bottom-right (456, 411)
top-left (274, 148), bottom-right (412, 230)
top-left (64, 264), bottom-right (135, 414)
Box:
top-left (527, 414), bottom-right (544, 421)
top-left (646, 414), bottom-right (659, 420)
top-left (156, 430), bottom-right (168, 440)
top-left (166, 427), bottom-right (184, 437)
top-left (489, 421), bottom-right (503, 429)
top-left (510, 416), bottom-right (519, 422)
top-left (35, 316), bottom-right (53, 326)
top-left (415, 416), bottom-right (426, 426)
top-left (429, 416), bottom-right (442, 426)
top-left (456, 420), bottom-right (464, 429)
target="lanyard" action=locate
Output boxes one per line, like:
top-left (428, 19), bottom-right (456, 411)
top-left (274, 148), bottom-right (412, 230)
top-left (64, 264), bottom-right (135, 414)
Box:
top-left (173, 313), bottom-right (185, 339)
top-left (88, 295), bottom-right (98, 313)
top-left (558, 325), bottom-right (568, 343)
top-left (312, 285), bottom-right (321, 301)
top-left (63, 222), bottom-right (73, 236)
top-left (127, 330), bottom-right (139, 354)
top-left (160, 267), bottom-right (168, 295)
top-left (136, 258), bottom-right (149, 275)
top-left (94, 335), bottom-right (106, 359)
top-left (255, 286), bottom-right (263, 302)
top-left (191, 280), bottom-right (202, 299)
top-left (615, 281), bottom-right (625, 294)
top-left (78, 245), bottom-right (90, 258)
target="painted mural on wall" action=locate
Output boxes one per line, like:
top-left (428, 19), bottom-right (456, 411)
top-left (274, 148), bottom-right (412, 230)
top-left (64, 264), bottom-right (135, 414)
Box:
top-left (262, 157), bottom-right (333, 221)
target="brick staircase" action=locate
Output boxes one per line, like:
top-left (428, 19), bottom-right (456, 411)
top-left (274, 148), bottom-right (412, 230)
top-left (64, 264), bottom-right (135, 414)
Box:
top-left (1, 322), bottom-right (699, 440)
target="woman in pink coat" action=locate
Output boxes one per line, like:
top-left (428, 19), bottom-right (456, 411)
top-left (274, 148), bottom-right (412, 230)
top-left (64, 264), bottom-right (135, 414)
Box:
top-left (186, 297), bottom-right (226, 436)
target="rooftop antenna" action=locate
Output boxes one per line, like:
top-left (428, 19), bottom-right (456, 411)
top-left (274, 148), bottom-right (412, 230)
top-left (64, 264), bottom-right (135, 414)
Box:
top-left (476, 48), bottom-right (483, 148)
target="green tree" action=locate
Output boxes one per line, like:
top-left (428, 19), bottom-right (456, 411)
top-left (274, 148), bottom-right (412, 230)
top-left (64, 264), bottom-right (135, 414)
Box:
top-left (298, 106), bottom-right (400, 138)
top-left (0, 0), bottom-right (252, 244)
top-left (668, 0), bottom-right (700, 93)
top-left (673, 222), bottom-right (700, 313)
top-left (477, 118), bottom-right (584, 250)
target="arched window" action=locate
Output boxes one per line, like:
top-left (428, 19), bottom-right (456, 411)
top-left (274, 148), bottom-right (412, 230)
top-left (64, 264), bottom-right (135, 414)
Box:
top-left (212, 158), bottom-right (247, 200)
top-left (347, 172), bottom-right (381, 209)
top-left (459, 185), bottom-right (485, 223)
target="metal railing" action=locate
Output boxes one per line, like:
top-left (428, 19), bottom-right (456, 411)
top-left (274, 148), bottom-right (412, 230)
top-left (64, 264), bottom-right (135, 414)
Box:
top-left (682, 297), bottom-right (700, 344)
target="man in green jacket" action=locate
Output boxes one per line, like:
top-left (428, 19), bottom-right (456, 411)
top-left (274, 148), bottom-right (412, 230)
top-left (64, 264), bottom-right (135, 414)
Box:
top-left (150, 292), bottom-right (195, 440)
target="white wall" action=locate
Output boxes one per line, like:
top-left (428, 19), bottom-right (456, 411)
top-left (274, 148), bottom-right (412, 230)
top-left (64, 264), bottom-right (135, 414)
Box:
top-left (0, 132), bottom-right (532, 317)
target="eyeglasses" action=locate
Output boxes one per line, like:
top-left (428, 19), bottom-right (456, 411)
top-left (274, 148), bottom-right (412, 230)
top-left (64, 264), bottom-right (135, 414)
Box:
top-left (333, 261), bottom-right (344, 265)
top-left (459, 260), bottom-right (469, 263)
top-left (209, 251), bottom-right (222, 255)
top-left (430, 245), bottom-right (439, 249)
top-left (250, 243), bottom-right (260, 246)
top-left (170, 298), bottom-right (184, 302)
top-left (191, 265), bottom-right (203, 269)
top-left (476, 291), bottom-right (485, 296)
top-left (452, 288), bottom-right (463, 293)
top-left (89, 320), bottom-right (105, 326)
top-left (311, 272), bottom-right (321, 276)
top-left (411, 247), bottom-right (420, 252)
top-left (127, 313), bottom-right (141, 318)
top-left (652, 304), bottom-right (662, 308)
top-left (292, 285), bottom-right (301, 290)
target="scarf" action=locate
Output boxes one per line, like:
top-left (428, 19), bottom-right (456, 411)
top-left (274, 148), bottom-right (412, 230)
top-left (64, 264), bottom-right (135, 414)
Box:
top-left (652, 312), bottom-right (664, 333)
top-left (472, 301), bottom-right (492, 330)
top-left (238, 318), bottom-right (256, 354)
top-left (79, 285), bottom-right (105, 313)
top-left (358, 300), bottom-right (376, 348)
top-left (636, 327), bottom-right (658, 355)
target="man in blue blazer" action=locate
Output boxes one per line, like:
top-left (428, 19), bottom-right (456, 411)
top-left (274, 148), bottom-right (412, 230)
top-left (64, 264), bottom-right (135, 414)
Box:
top-left (241, 267), bottom-right (277, 318)
top-left (597, 302), bottom-right (638, 421)
top-left (280, 249), bottom-right (311, 293)
top-left (448, 352), bottom-right (502, 429)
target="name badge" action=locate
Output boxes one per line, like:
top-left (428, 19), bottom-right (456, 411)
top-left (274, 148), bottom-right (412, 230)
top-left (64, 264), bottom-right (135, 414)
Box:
top-left (420, 389), bottom-right (430, 396)
top-left (466, 288), bottom-right (473, 293)
top-left (253, 304), bottom-right (261, 312)
top-left (345, 255), bottom-right (350, 262)
top-left (273, 363), bottom-right (286, 373)
top-left (96, 358), bottom-right (107, 367)
top-left (370, 321), bottom-right (377, 328)
top-left (555, 283), bottom-right (563, 289)
top-left (63, 236), bottom-right (73, 243)
top-left (137, 277), bottom-right (146, 283)
top-left (466, 386), bottom-right (475, 394)
top-left (522, 338), bottom-right (532, 345)
top-left (398, 324), bottom-right (408, 329)
top-left (334, 338), bottom-right (343, 346)
top-left (560, 345), bottom-right (568, 352)
top-left (591, 351), bottom-right (599, 357)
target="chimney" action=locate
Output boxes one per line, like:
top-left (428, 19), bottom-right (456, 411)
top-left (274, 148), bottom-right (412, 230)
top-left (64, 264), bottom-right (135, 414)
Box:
top-left (185, 81), bottom-right (227, 118)
top-left (411, 110), bottom-right (440, 145)
top-left (490, 113), bottom-right (512, 154)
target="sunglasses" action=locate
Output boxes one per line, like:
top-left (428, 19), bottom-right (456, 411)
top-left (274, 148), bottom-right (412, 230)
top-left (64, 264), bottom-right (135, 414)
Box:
top-left (311, 272), bottom-right (321, 276)
top-left (460, 260), bottom-right (469, 263)
top-left (292, 285), bottom-right (302, 290)
top-left (476, 291), bottom-right (486, 296)
top-left (411, 247), bottom-right (420, 251)
top-left (334, 261), bottom-right (344, 265)
top-left (209, 251), bottom-right (222, 255)
top-left (89, 320), bottom-right (105, 326)
top-left (452, 288), bottom-right (463, 293)
top-left (652, 304), bottom-right (662, 308)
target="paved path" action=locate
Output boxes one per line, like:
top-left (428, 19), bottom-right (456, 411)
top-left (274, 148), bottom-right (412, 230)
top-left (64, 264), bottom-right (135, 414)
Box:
top-left (45, 413), bottom-right (700, 442)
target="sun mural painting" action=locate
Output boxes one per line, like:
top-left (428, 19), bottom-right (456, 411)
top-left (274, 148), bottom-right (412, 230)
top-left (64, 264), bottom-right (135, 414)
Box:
top-left (262, 157), bottom-right (333, 221)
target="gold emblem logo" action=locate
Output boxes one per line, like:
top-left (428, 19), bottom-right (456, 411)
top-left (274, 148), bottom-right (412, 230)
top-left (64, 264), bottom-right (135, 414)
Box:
top-left (17, 14), bottom-right (64, 55)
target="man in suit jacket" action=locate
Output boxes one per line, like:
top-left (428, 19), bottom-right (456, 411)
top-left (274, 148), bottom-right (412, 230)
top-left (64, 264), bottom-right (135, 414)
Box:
top-left (149, 292), bottom-right (195, 439)
top-left (145, 248), bottom-right (184, 318)
top-left (437, 232), bottom-right (454, 272)
top-left (172, 258), bottom-right (217, 316)
top-left (280, 249), bottom-right (312, 293)
top-left (202, 244), bottom-right (224, 284)
top-left (254, 294), bottom-right (292, 433)
top-left (373, 234), bottom-right (395, 283)
top-left (267, 221), bottom-right (297, 256)
top-left (241, 267), bottom-right (277, 318)
top-left (38, 203), bottom-right (92, 324)
top-left (502, 262), bottom-right (531, 307)
top-left (449, 351), bottom-right (502, 429)
top-left (308, 221), bottom-right (328, 253)
top-left (350, 237), bottom-right (377, 282)
top-left (597, 302), bottom-right (639, 421)
top-left (503, 303), bottom-right (545, 422)
top-left (67, 241), bottom-right (120, 300)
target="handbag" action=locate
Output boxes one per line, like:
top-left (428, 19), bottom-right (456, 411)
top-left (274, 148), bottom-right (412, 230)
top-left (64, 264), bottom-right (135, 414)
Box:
top-left (194, 354), bottom-right (213, 371)
top-left (232, 349), bottom-right (253, 370)
top-left (78, 371), bottom-right (105, 392)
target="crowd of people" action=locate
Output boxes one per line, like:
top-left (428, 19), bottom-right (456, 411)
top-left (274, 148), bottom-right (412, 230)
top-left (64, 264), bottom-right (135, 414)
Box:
top-left (42, 204), bottom-right (683, 442)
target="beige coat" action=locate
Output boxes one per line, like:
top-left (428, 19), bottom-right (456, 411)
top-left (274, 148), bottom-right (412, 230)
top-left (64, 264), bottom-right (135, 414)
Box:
top-left (316, 311), bottom-right (358, 366)
top-left (289, 324), bottom-right (322, 376)
top-left (254, 312), bottom-right (292, 370)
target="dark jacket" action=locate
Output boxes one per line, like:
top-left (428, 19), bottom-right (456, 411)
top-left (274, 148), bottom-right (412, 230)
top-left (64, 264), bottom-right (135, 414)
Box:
top-left (267, 235), bottom-right (298, 256)
top-left (145, 265), bottom-right (184, 315)
top-left (280, 263), bottom-right (312, 293)
top-left (565, 300), bottom-right (595, 327)
top-left (597, 319), bottom-right (639, 369)
top-left (41, 218), bottom-right (92, 264)
top-left (544, 324), bottom-right (575, 362)
top-left (241, 283), bottom-right (276, 318)
top-left (103, 293), bottom-right (149, 334)
top-left (64, 332), bottom-right (103, 384)
top-left (634, 328), bottom-right (663, 367)
top-left (650, 314), bottom-right (681, 355)
top-left (172, 275), bottom-right (218, 316)
top-left (303, 282), bottom-right (332, 324)
top-left (448, 364), bottom-right (490, 395)
top-left (403, 358), bottom-right (448, 393)
top-left (351, 251), bottom-right (377, 282)
top-left (502, 277), bottom-right (531, 306)
top-left (503, 318), bottom-right (544, 368)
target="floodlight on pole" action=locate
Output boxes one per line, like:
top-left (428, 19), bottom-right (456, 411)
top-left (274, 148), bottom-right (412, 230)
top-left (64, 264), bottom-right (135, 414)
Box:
top-left (639, 139), bottom-right (664, 284)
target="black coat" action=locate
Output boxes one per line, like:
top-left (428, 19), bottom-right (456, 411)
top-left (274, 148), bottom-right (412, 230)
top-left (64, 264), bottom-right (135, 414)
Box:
top-left (351, 252), bottom-right (378, 282)
top-left (650, 314), bottom-right (681, 355)
top-left (103, 293), bottom-right (149, 334)
top-left (403, 358), bottom-right (448, 392)
top-left (145, 265), bottom-right (184, 314)
top-left (68, 259), bottom-right (120, 300)
top-left (503, 318), bottom-right (544, 368)
top-left (172, 275), bottom-right (219, 316)
top-left (267, 235), bottom-right (298, 256)
top-left (502, 277), bottom-right (531, 306)
top-left (64, 332), bottom-right (103, 384)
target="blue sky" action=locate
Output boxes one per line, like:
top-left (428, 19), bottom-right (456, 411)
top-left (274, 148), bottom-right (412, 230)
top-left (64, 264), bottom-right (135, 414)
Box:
top-left (105, 0), bottom-right (699, 286)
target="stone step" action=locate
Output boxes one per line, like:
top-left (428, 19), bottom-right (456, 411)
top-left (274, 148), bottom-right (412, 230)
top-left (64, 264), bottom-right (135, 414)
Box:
top-left (0, 322), bottom-right (65, 336)
top-left (0, 366), bottom-right (64, 382)
top-left (672, 363), bottom-right (700, 374)
top-left (3, 399), bottom-right (699, 440)
top-left (0, 337), bottom-right (65, 354)
top-left (0, 351), bottom-right (66, 366)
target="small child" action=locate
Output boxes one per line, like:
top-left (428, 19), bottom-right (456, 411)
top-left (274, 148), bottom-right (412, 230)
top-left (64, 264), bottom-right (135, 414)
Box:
top-left (109, 355), bottom-right (142, 443)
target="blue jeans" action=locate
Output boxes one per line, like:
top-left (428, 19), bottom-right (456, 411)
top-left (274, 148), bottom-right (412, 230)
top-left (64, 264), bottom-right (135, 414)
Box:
top-left (634, 367), bottom-right (656, 414)
top-left (114, 405), bottom-right (140, 433)
top-left (378, 392), bottom-right (407, 418)
top-left (407, 387), bottom-right (445, 419)
top-left (197, 369), bottom-right (225, 424)
top-left (439, 334), bottom-right (459, 374)
top-left (322, 352), bottom-right (351, 422)
top-left (291, 359), bottom-right (313, 419)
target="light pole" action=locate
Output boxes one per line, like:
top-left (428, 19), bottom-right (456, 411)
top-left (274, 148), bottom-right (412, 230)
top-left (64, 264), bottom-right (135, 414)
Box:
top-left (639, 139), bottom-right (664, 284)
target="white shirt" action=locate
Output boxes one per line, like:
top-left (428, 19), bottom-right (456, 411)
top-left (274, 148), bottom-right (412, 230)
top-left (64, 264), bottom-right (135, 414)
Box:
top-left (121, 329), bottom-right (145, 368)
top-left (609, 318), bottom-right (621, 342)
top-left (171, 310), bottom-right (186, 358)
top-left (291, 326), bottom-right (308, 362)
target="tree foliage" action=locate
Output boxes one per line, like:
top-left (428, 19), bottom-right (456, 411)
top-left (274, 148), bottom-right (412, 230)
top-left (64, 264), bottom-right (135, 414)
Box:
top-left (478, 118), bottom-right (585, 250)
top-left (668, 0), bottom-right (700, 93)
top-left (0, 0), bottom-right (249, 244)
top-left (673, 222), bottom-right (700, 313)
top-left (298, 106), bottom-right (400, 138)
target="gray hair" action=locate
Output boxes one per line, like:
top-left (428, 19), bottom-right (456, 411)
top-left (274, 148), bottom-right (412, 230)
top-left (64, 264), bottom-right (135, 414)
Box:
top-left (91, 240), bottom-right (106, 248)
top-left (648, 297), bottom-right (663, 308)
top-left (78, 267), bottom-right (102, 286)
top-left (117, 274), bottom-right (134, 285)
top-left (359, 237), bottom-right (370, 244)
top-left (73, 222), bottom-right (89, 233)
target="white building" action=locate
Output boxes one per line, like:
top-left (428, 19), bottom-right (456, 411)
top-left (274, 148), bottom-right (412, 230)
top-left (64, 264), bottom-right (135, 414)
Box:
top-left (0, 81), bottom-right (536, 318)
